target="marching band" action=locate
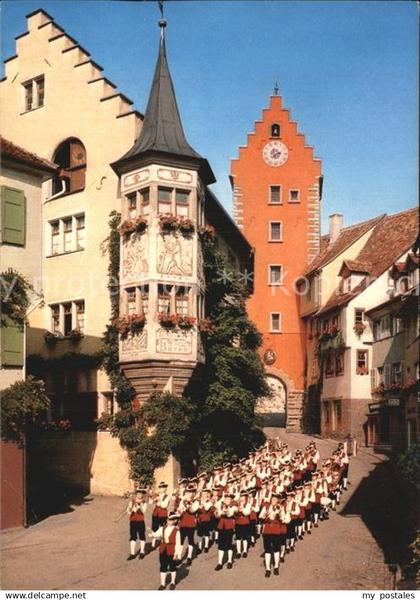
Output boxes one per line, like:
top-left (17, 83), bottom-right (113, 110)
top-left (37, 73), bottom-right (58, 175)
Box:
top-left (125, 438), bottom-right (350, 589)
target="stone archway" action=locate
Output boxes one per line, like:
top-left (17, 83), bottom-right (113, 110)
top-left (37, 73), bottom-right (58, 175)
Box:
top-left (256, 373), bottom-right (287, 427)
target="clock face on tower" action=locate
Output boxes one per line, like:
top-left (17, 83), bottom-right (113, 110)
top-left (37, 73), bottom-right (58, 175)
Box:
top-left (262, 141), bottom-right (289, 167)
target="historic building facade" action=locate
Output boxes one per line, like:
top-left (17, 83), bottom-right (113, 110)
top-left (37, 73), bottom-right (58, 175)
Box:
top-left (0, 137), bottom-right (57, 529)
top-left (231, 91), bottom-right (322, 430)
top-left (111, 27), bottom-right (251, 401)
top-left (0, 9), bottom-right (252, 500)
top-left (300, 208), bottom-right (418, 445)
top-left (366, 241), bottom-right (419, 449)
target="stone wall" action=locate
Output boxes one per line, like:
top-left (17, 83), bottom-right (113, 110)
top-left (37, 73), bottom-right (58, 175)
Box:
top-left (287, 389), bottom-right (304, 432)
top-left (29, 431), bottom-right (130, 497)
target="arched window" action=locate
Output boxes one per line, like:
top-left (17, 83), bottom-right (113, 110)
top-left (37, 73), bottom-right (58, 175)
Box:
top-left (52, 138), bottom-right (86, 195)
top-left (271, 123), bottom-right (280, 138)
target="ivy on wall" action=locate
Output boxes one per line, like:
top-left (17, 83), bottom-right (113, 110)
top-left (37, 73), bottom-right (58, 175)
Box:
top-left (98, 212), bottom-right (195, 484)
top-left (186, 232), bottom-right (268, 470)
top-left (0, 268), bottom-right (34, 326)
top-left (1, 377), bottom-right (51, 444)
top-left (99, 211), bottom-right (267, 484)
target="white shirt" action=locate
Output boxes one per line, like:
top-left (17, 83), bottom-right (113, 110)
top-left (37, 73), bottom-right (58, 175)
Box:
top-left (152, 525), bottom-right (182, 559)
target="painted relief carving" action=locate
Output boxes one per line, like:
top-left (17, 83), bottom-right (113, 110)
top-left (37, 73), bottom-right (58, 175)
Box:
top-left (157, 168), bottom-right (193, 184)
top-left (123, 233), bottom-right (148, 279)
top-left (122, 169), bottom-right (150, 191)
top-left (121, 330), bottom-right (148, 357)
top-left (197, 243), bottom-right (205, 287)
top-left (156, 328), bottom-right (193, 354)
top-left (157, 232), bottom-right (192, 276)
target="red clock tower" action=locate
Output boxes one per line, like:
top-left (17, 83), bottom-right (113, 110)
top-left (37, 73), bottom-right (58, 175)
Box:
top-left (230, 88), bottom-right (322, 431)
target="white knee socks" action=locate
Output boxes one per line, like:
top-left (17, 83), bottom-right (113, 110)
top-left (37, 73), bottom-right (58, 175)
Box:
top-left (130, 540), bottom-right (136, 555)
top-left (274, 552), bottom-right (280, 568)
top-left (160, 572), bottom-right (166, 586)
top-left (218, 550), bottom-right (224, 565)
top-left (227, 549), bottom-right (233, 564)
top-left (170, 571), bottom-right (176, 585)
top-left (187, 545), bottom-right (193, 559)
top-left (264, 553), bottom-right (271, 570)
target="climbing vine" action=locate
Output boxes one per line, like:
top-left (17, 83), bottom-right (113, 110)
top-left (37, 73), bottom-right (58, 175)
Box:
top-left (0, 268), bottom-right (34, 326)
top-left (1, 377), bottom-right (50, 444)
top-left (98, 212), bottom-right (194, 484)
top-left (186, 232), bottom-right (268, 470)
top-left (99, 211), bottom-right (267, 483)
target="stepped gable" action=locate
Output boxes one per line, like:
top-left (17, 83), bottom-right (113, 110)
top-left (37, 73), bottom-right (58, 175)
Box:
top-left (1, 8), bottom-right (143, 124)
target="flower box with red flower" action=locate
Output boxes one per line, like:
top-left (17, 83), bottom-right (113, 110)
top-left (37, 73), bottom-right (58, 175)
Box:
top-left (403, 378), bottom-right (420, 392)
top-left (198, 317), bottom-right (214, 334)
top-left (159, 213), bottom-right (179, 232)
top-left (178, 315), bottom-right (196, 329)
top-left (114, 313), bottom-right (146, 338)
top-left (178, 217), bottom-right (195, 235)
top-left (44, 331), bottom-right (59, 344)
top-left (158, 313), bottom-right (179, 328)
top-left (119, 216), bottom-right (148, 238)
top-left (198, 224), bottom-right (216, 240)
top-left (353, 322), bottom-right (366, 336)
top-left (68, 329), bottom-right (83, 342)
top-left (356, 367), bottom-right (368, 375)
top-left (373, 383), bottom-right (385, 395)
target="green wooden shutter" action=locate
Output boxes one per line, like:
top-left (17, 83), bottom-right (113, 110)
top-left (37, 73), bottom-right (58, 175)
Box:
top-left (1, 317), bottom-right (24, 367)
top-left (1, 186), bottom-right (26, 246)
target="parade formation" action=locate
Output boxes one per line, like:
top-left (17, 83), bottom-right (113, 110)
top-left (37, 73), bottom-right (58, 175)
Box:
top-left (126, 438), bottom-right (350, 589)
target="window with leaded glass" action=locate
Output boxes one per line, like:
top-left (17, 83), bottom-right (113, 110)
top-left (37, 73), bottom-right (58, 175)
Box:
top-left (175, 287), bottom-right (189, 315)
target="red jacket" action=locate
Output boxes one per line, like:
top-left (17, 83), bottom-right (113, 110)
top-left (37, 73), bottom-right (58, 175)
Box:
top-left (130, 509), bottom-right (144, 522)
top-left (235, 511), bottom-right (250, 526)
top-left (179, 511), bottom-right (196, 528)
top-left (263, 517), bottom-right (286, 535)
top-left (217, 516), bottom-right (235, 531)
top-left (153, 506), bottom-right (168, 518)
top-left (159, 527), bottom-right (178, 556)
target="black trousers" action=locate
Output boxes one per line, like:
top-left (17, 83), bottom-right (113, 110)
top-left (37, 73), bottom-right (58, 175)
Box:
top-left (180, 526), bottom-right (195, 545)
top-left (159, 549), bottom-right (177, 572)
top-left (217, 529), bottom-right (234, 551)
top-left (312, 502), bottom-right (321, 515)
top-left (152, 515), bottom-right (167, 532)
top-left (197, 521), bottom-right (211, 537)
top-left (263, 534), bottom-right (283, 553)
top-left (287, 521), bottom-right (296, 539)
top-left (129, 520), bottom-right (145, 541)
top-left (235, 523), bottom-right (250, 541)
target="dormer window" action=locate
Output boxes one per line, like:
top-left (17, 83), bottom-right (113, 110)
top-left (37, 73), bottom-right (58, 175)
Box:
top-left (344, 276), bottom-right (352, 293)
top-left (271, 123), bottom-right (281, 138)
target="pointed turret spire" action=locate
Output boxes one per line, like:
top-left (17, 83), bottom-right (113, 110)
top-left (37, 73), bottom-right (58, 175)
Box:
top-left (113, 14), bottom-right (215, 184)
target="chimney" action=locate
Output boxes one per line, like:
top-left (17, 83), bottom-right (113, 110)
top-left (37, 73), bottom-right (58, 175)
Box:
top-left (329, 213), bottom-right (343, 245)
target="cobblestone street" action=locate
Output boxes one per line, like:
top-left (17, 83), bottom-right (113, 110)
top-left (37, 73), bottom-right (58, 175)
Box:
top-left (1, 432), bottom-right (396, 590)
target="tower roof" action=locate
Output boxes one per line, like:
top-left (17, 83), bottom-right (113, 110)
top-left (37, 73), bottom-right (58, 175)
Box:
top-left (112, 23), bottom-right (215, 183)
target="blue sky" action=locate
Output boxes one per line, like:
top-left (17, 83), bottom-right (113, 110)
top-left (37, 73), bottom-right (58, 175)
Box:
top-left (1, 1), bottom-right (418, 232)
